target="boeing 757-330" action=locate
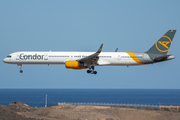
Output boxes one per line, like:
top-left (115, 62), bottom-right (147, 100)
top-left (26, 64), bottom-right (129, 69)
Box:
top-left (3, 30), bottom-right (176, 74)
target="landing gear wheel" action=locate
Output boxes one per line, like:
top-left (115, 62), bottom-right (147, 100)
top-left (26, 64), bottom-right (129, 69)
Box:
top-left (87, 70), bottom-right (91, 73)
top-left (18, 64), bottom-right (23, 73)
top-left (93, 71), bottom-right (97, 74)
top-left (20, 70), bottom-right (23, 73)
top-left (87, 66), bottom-right (97, 74)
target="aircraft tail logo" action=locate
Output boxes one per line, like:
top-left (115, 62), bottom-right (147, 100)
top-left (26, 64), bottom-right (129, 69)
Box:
top-left (155, 36), bottom-right (172, 52)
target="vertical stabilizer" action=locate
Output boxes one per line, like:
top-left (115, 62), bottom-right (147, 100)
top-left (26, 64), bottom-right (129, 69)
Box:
top-left (146, 30), bottom-right (176, 55)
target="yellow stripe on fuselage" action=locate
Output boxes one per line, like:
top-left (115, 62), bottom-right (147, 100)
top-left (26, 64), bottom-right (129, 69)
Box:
top-left (126, 52), bottom-right (144, 64)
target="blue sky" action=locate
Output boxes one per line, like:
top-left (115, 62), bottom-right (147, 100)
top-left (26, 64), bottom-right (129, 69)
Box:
top-left (0, 0), bottom-right (180, 89)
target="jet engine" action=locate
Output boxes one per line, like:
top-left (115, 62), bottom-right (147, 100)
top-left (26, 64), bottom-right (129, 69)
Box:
top-left (65, 61), bottom-right (85, 69)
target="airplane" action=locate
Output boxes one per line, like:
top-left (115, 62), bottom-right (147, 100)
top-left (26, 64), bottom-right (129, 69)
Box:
top-left (3, 30), bottom-right (176, 74)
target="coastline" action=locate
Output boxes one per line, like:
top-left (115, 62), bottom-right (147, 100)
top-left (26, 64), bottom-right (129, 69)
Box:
top-left (1, 102), bottom-right (180, 120)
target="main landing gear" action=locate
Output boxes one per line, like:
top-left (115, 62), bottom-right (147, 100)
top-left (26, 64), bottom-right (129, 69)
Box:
top-left (87, 66), bottom-right (97, 74)
top-left (18, 64), bottom-right (23, 73)
top-left (87, 70), bottom-right (97, 74)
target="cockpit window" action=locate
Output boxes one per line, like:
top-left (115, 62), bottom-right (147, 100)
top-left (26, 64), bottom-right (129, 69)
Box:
top-left (7, 55), bottom-right (11, 58)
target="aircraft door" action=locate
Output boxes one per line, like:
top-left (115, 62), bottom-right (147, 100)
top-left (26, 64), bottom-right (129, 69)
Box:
top-left (44, 53), bottom-right (48, 60)
top-left (118, 55), bottom-right (121, 60)
top-left (16, 53), bottom-right (20, 60)
top-left (144, 54), bottom-right (148, 61)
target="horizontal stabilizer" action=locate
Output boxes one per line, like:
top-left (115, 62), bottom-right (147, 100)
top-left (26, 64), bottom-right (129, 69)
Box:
top-left (153, 54), bottom-right (175, 62)
top-left (154, 54), bottom-right (171, 60)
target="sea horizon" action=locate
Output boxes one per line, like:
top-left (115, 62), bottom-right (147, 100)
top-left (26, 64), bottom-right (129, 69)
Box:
top-left (1, 88), bottom-right (180, 89)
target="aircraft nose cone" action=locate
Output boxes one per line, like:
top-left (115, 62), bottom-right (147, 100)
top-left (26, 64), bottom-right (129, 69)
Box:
top-left (3, 58), bottom-right (7, 63)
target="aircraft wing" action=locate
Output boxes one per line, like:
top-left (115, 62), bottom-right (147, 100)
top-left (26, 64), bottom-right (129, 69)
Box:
top-left (78, 44), bottom-right (103, 66)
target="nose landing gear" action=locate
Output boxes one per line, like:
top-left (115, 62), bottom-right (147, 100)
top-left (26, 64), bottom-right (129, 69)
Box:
top-left (20, 70), bottom-right (23, 73)
top-left (18, 64), bottom-right (23, 73)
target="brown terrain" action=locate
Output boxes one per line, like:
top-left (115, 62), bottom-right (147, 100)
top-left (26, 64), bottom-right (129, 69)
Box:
top-left (0, 102), bottom-right (180, 120)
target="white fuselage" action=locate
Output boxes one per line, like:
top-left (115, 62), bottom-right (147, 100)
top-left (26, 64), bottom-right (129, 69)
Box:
top-left (3, 51), bottom-right (153, 66)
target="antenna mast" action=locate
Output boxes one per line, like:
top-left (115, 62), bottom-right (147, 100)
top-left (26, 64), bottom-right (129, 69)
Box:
top-left (45, 94), bottom-right (47, 107)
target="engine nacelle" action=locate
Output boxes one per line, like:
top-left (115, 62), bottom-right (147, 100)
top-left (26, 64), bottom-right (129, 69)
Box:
top-left (65, 61), bottom-right (85, 70)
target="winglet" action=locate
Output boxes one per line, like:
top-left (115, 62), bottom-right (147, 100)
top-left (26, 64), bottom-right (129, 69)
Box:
top-left (97, 44), bottom-right (103, 53)
top-left (115, 48), bottom-right (118, 52)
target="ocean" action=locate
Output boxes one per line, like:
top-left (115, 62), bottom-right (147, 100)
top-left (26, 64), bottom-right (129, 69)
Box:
top-left (0, 89), bottom-right (180, 108)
